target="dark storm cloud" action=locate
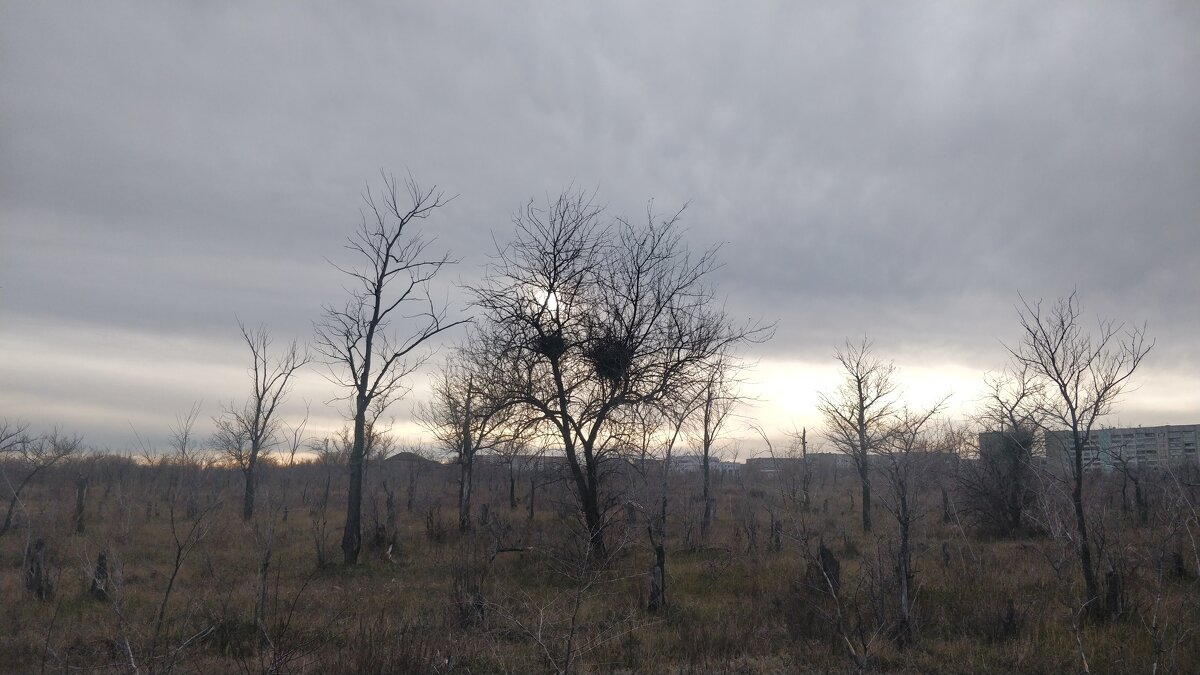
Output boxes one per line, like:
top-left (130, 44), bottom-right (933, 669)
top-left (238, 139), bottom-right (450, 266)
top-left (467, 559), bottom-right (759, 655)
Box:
top-left (2, 2), bottom-right (1198, 446)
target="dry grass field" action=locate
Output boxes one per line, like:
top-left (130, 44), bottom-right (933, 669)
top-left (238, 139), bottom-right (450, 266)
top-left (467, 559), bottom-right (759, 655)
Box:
top-left (2, 454), bottom-right (1198, 674)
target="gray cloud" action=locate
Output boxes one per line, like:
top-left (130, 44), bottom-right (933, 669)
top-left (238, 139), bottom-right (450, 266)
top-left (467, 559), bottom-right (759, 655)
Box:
top-left (2, 1), bottom-right (1197, 448)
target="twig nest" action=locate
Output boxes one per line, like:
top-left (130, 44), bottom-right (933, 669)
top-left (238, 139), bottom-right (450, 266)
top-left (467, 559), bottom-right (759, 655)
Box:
top-left (586, 332), bottom-right (633, 383)
top-left (533, 331), bottom-right (567, 359)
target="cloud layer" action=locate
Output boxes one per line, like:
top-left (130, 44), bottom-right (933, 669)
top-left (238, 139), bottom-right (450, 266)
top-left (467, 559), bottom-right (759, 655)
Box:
top-left (3, 2), bottom-right (1197, 450)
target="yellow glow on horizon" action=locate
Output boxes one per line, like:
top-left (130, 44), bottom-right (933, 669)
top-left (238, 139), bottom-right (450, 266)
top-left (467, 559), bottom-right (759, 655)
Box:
top-left (735, 357), bottom-right (991, 455)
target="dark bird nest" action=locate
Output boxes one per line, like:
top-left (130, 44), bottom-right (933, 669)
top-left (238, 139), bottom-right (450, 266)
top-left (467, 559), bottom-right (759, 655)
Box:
top-left (586, 333), bottom-right (634, 384)
top-left (533, 331), bottom-right (567, 360)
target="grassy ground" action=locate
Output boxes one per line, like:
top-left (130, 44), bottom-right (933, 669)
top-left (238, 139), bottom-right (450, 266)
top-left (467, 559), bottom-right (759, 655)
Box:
top-left (2, 456), bottom-right (1198, 673)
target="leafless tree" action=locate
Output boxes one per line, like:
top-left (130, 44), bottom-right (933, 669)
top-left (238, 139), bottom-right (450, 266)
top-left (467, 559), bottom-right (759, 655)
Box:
top-left (308, 404), bottom-right (394, 467)
top-left (281, 403), bottom-right (311, 468)
top-left (492, 436), bottom-right (535, 511)
top-left (1, 427), bottom-right (81, 536)
top-left (642, 400), bottom-right (690, 613)
top-left (418, 339), bottom-right (519, 532)
top-left (876, 401), bottom-right (948, 647)
top-left (1108, 438), bottom-right (1150, 525)
top-left (167, 402), bottom-right (204, 465)
top-left (314, 173), bottom-right (467, 564)
top-left (960, 366), bottom-right (1043, 534)
top-left (0, 420), bottom-right (24, 454)
top-left (817, 339), bottom-right (900, 533)
top-left (691, 354), bottom-right (742, 541)
top-left (785, 426), bottom-right (814, 510)
top-left (469, 190), bottom-right (766, 558)
top-left (214, 322), bottom-right (309, 520)
top-left (1008, 291), bottom-right (1152, 613)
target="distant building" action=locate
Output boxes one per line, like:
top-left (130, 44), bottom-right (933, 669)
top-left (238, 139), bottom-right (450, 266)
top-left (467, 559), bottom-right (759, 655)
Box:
top-left (670, 455), bottom-right (740, 475)
top-left (978, 429), bottom-right (1037, 461)
top-left (745, 453), bottom-right (852, 474)
top-left (1046, 424), bottom-right (1200, 472)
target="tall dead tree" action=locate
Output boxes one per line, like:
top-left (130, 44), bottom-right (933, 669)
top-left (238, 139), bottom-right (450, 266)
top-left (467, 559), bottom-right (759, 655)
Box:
top-left (786, 426), bottom-right (814, 510)
top-left (1008, 291), bottom-right (1151, 613)
top-left (470, 190), bottom-right (766, 559)
top-left (315, 173), bottom-right (466, 565)
top-left (214, 322), bottom-right (309, 520)
top-left (817, 339), bottom-right (899, 533)
top-left (877, 402), bottom-right (947, 647)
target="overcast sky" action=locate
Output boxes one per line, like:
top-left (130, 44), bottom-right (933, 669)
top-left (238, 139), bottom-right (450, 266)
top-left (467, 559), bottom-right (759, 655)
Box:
top-left (3, 2), bottom-right (1198, 454)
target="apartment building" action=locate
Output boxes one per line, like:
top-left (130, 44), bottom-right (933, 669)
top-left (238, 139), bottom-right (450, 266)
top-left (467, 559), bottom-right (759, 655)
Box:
top-left (1045, 423), bottom-right (1199, 471)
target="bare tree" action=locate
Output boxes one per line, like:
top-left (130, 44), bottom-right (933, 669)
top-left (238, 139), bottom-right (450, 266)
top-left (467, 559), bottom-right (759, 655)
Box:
top-left (167, 402), bottom-right (204, 465)
top-left (469, 190), bottom-right (766, 558)
top-left (493, 436), bottom-right (534, 511)
top-left (214, 322), bottom-right (309, 520)
top-left (315, 173), bottom-right (466, 565)
top-left (418, 339), bottom-right (518, 532)
top-left (1, 427), bottom-right (81, 536)
top-left (1108, 437), bottom-right (1149, 525)
top-left (642, 400), bottom-right (691, 613)
top-left (817, 339), bottom-right (899, 533)
top-left (308, 399), bottom-right (396, 467)
top-left (961, 366), bottom-right (1043, 535)
top-left (0, 420), bottom-right (24, 454)
top-left (1008, 291), bottom-right (1152, 613)
top-left (876, 401), bottom-right (947, 647)
top-left (785, 426), bottom-right (814, 510)
top-left (691, 354), bottom-right (742, 541)
top-left (281, 403), bottom-right (311, 468)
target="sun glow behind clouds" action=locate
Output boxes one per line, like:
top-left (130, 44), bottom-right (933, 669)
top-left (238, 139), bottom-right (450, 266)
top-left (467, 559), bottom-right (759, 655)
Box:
top-left (738, 357), bottom-right (992, 455)
top-left (523, 285), bottom-right (560, 315)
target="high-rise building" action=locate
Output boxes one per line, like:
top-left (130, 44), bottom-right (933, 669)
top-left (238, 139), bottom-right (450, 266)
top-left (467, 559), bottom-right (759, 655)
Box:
top-left (1045, 424), bottom-right (1199, 472)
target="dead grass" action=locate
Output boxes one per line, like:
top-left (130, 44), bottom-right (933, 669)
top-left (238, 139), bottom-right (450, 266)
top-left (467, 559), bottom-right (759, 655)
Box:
top-left (1, 458), bottom-right (1197, 673)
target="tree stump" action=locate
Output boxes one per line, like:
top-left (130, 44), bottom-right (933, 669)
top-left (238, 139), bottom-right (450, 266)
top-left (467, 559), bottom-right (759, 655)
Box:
top-left (25, 538), bottom-right (54, 601)
top-left (818, 541), bottom-right (841, 597)
top-left (90, 551), bottom-right (109, 601)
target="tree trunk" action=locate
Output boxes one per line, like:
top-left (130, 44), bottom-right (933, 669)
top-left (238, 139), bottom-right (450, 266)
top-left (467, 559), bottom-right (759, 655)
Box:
top-left (701, 451), bottom-right (713, 540)
top-left (342, 404), bottom-right (367, 565)
top-left (90, 551), bottom-right (109, 601)
top-left (1072, 437), bottom-right (1100, 610)
top-left (818, 542), bottom-right (841, 596)
top-left (648, 542), bottom-right (666, 612)
top-left (0, 495), bottom-right (18, 536)
top-left (581, 484), bottom-right (607, 560)
top-left (528, 475), bottom-right (537, 521)
top-left (74, 475), bottom-right (89, 534)
top-left (458, 392), bottom-right (474, 533)
top-left (1135, 479), bottom-right (1148, 526)
top-left (25, 537), bottom-right (54, 601)
top-left (459, 457), bottom-right (473, 533)
top-left (564, 435), bottom-right (607, 560)
top-left (242, 458), bottom-right (257, 521)
top-left (1008, 466), bottom-right (1023, 533)
top-left (896, 496), bottom-right (914, 647)
top-left (859, 458), bottom-right (872, 533)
